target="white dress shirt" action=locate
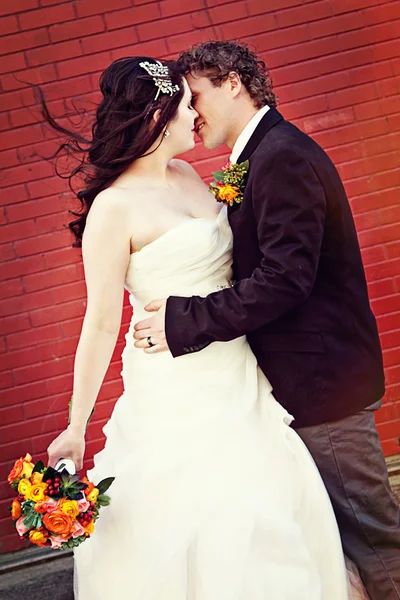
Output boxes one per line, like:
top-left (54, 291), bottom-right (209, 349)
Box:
top-left (230, 104), bottom-right (270, 164)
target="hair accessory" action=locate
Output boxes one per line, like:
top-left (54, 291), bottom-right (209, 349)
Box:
top-left (139, 60), bottom-right (180, 100)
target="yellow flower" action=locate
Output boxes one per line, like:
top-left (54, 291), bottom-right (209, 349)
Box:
top-left (18, 478), bottom-right (32, 498)
top-left (84, 519), bottom-right (95, 536)
top-left (87, 488), bottom-right (99, 503)
top-left (59, 498), bottom-right (80, 520)
top-left (27, 483), bottom-right (49, 504)
top-left (21, 454), bottom-right (35, 479)
top-left (218, 184), bottom-right (240, 204)
top-left (30, 472), bottom-right (43, 485)
top-left (29, 529), bottom-right (48, 547)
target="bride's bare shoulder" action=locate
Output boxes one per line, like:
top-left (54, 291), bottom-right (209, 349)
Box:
top-left (86, 187), bottom-right (132, 229)
top-left (92, 185), bottom-right (139, 211)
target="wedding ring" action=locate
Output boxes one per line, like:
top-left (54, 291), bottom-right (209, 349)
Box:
top-left (147, 336), bottom-right (155, 348)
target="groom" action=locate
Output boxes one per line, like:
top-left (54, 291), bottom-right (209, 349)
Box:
top-left (133, 41), bottom-right (400, 597)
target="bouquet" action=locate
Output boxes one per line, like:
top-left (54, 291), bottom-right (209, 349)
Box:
top-left (7, 453), bottom-right (114, 550)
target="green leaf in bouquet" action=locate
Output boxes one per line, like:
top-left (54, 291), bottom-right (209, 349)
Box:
top-left (96, 494), bottom-right (111, 507)
top-left (96, 477), bottom-right (115, 495)
top-left (21, 500), bottom-right (35, 511)
top-left (60, 471), bottom-right (80, 485)
top-left (10, 479), bottom-right (20, 491)
top-left (61, 534), bottom-right (86, 550)
top-left (22, 511), bottom-right (42, 530)
top-left (59, 471), bottom-right (86, 500)
top-left (76, 482), bottom-right (89, 491)
top-left (32, 460), bottom-right (45, 474)
top-left (212, 170), bottom-right (225, 181)
top-left (21, 500), bottom-right (42, 529)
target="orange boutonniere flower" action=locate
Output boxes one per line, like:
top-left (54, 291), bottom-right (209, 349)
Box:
top-left (209, 160), bottom-right (249, 207)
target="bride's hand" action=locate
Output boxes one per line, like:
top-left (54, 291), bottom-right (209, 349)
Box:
top-left (47, 426), bottom-right (86, 471)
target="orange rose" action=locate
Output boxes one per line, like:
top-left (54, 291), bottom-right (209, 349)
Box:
top-left (8, 454), bottom-right (35, 484)
top-left (8, 458), bottom-right (24, 484)
top-left (218, 184), bottom-right (239, 204)
top-left (11, 498), bottom-right (22, 521)
top-left (43, 510), bottom-right (74, 536)
top-left (30, 472), bottom-right (43, 485)
top-left (29, 529), bottom-right (48, 547)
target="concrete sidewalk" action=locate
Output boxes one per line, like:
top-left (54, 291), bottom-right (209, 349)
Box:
top-left (0, 549), bottom-right (73, 600)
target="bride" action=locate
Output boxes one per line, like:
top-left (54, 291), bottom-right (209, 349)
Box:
top-left (46, 56), bottom-right (350, 599)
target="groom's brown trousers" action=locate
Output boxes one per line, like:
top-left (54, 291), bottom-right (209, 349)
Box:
top-left (296, 401), bottom-right (400, 600)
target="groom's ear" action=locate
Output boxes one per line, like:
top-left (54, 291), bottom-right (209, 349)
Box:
top-left (227, 72), bottom-right (242, 98)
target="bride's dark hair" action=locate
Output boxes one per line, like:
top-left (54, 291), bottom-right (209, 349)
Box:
top-left (40, 57), bottom-right (185, 246)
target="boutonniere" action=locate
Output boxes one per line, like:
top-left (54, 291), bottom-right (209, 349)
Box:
top-left (209, 160), bottom-right (249, 207)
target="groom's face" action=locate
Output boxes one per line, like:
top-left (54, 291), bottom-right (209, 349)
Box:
top-left (187, 72), bottom-right (234, 150)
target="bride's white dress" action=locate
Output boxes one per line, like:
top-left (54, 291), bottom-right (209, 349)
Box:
top-left (74, 207), bottom-right (350, 599)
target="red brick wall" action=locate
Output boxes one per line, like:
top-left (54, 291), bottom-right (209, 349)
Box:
top-left (1, 0), bottom-right (399, 553)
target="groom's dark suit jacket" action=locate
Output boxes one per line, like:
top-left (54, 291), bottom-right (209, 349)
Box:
top-left (165, 108), bottom-right (385, 427)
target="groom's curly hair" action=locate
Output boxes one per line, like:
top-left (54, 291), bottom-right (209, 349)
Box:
top-left (176, 40), bottom-right (278, 108)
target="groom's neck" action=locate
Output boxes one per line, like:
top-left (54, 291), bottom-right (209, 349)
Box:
top-left (226, 103), bottom-right (261, 149)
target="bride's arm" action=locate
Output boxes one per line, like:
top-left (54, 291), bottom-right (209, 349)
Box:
top-left (47, 189), bottom-right (131, 469)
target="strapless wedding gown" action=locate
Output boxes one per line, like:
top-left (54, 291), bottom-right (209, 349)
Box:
top-left (74, 208), bottom-right (349, 599)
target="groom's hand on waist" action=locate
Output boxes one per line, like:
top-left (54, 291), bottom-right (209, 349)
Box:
top-left (133, 299), bottom-right (169, 353)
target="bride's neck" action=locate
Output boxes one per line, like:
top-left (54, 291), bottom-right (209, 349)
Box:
top-left (122, 142), bottom-right (173, 185)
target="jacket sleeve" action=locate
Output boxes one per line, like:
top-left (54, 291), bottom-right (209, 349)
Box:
top-left (165, 149), bottom-right (327, 357)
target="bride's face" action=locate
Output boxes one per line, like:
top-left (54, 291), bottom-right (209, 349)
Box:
top-left (167, 78), bottom-right (198, 154)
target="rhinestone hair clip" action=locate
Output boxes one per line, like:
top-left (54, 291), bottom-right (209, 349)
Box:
top-left (139, 60), bottom-right (180, 100)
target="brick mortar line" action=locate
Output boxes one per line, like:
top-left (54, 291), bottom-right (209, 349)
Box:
top-left (354, 200), bottom-right (400, 213)
top-left (1, 13), bottom-right (399, 68)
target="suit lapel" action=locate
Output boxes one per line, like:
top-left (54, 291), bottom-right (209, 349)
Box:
top-left (237, 107), bottom-right (283, 164)
top-left (228, 107), bottom-right (284, 217)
